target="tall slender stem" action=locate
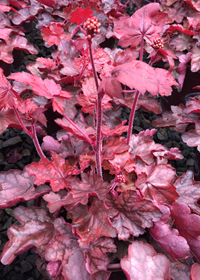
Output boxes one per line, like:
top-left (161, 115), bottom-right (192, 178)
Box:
top-left (88, 38), bottom-right (99, 91)
top-left (96, 92), bottom-right (103, 177)
top-left (127, 36), bottom-right (144, 146)
top-left (88, 38), bottom-right (102, 177)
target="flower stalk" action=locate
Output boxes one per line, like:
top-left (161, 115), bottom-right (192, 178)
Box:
top-left (127, 36), bottom-right (144, 145)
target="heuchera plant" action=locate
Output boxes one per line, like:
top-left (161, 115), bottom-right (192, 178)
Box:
top-left (1, 0), bottom-right (200, 279)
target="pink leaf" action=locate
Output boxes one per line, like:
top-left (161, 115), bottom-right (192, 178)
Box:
top-left (105, 191), bottom-right (162, 239)
top-left (68, 199), bottom-right (117, 246)
top-left (182, 121), bottom-right (200, 152)
top-left (0, 109), bottom-right (20, 135)
top-left (174, 170), bottom-right (200, 214)
top-left (63, 250), bottom-right (90, 280)
top-left (41, 22), bottom-right (68, 46)
top-left (0, 68), bottom-right (19, 110)
top-left (9, 71), bottom-right (71, 100)
top-left (154, 68), bottom-right (179, 96)
top-left (111, 61), bottom-right (158, 95)
top-left (0, 169), bottom-right (50, 208)
top-left (68, 172), bottom-right (109, 205)
top-left (171, 202), bottom-right (200, 263)
top-left (190, 263), bottom-right (200, 280)
top-left (43, 191), bottom-right (76, 213)
top-left (170, 261), bottom-right (191, 280)
top-left (111, 61), bottom-right (177, 96)
top-left (25, 152), bottom-right (85, 192)
top-left (1, 206), bottom-right (54, 265)
top-left (149, 206), bottom-right (190, 260)
top-left (129, 132), bottom-right (166, 165)
top-left (102, 136), bottom-right (129, 161)
top-left (36, 0), bottom-right (57, 8)
top-left (121, 241), bottom-right (170, 280)
top-left (99, 77), bottom-right (124, 100)
top-left (135, 163), bottom-right (178, 204)
top-left (86, 237), bottom-right (116, 274)
top-left (114, 3), bottom-right (167, 48)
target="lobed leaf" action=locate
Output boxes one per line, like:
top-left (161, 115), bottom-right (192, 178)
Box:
top-left (121, 241), bottom-right (170, 280)
top-left (171, 202), bottom-right (200, 263)
top-left (1, 206), bottom-right (54, 265)
top-left (0, 169), bottom-right (50, 208)
top-left (105, 191), bottom-right (162, 239)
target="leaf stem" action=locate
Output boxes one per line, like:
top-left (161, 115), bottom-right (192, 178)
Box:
top-left (62, 112), bottom-right (95, 148)
top-left (127, 36), bottom-right (144, 146)
top-left (31, 124), bottom-right (46, 159)
top-left (13, 105), bottom-right (30, 135)
top-left (13, 105), bottom-right (46, 159)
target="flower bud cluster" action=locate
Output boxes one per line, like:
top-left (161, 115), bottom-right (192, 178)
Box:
top-left (116, 174), bottom-right (126, 184)
top-left (152, 38), bottom-right (164, 49)
top-left (83, 16), bottom-right (101, 39)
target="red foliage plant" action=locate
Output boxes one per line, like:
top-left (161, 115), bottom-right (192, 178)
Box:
top-left (1, 0), bottom-right (200, 279)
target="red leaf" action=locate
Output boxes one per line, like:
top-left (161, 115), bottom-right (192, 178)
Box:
top-left (36, 0), bottom-right (57, 8)
top-left (121, 241), bottom-right (170, 280)
top-left (105, 191), bottom-right (162, 239)
top-left (55, 117), bottom-right (96, 143)
top-left (63, 250), bottom-right (90, 280)
top-left (114, 3), bottom-right (167, 48)
top-left (69, 7), bottom-right (93, 25)
top-left (44, 217), bottom-right (82, 279)
top-left (184, 0), bottom-right (200, 12)
top-left (191, 44), bottom-right (200, 72)
top-left (182, 121), bottom-right (200, 152)
top-left (68, 199), bottom-right (117, 246)
top-left (68, 172), bottom-right (109, 205)
top-left (101, 121), bottom-right (128, 137)
top-left (176, 53), bottom-right (192, 90)
top-left (111, 61), bottom-right (158, 95)
top-left (78, 77), bottom-right (112, 114)
top-left (41, 22), bottom-right (68, 46)
top-left (149, 205), bottom-right (190, 260)
top-left (154, 68), bottom-right (179, 96)
top-left (135, 163), bottom-right (178, 204)
top-left (152, 104), bottom-right (199, 132)
top-left (0, 109), bottom-right (20, 135)
top-left (0, 68), bottom-right (18, 110)
top-left (99, 77), bottom-right (124, 100)
top-left (25, 152), bottom-right (85, 192)
top-left (164, 24), bottom-right (195, 36)
top-left (174, 170), bottom-right (200, 214)
top-left (184, 95), bottom-right (200, 114)
top-left (9, 71), bottom-right (70, 100)
top-left (111, 61), bottom-right (177, 96)
top-left (129, 131), bottom-right (166, 165)
top-left (86, 237), bottom-right (116, 274)
top-left (0, 169), bottom-right (50, 208)
top-left (1, 206), bottom-right (54, 265)
top-left (9, 35), bottom-right (38, 55)
top-left (44, 191), bottom-right (77, 213)
top-left (102, 136), bottom-right (129, 161)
